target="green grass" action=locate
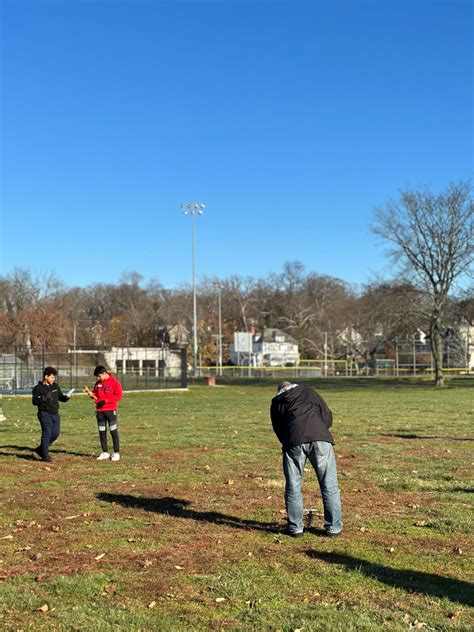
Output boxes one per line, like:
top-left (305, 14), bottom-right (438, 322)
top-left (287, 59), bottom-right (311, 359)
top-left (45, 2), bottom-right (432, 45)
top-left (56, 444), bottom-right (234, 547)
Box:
top-left (0, 379), bottom-right (473, 631)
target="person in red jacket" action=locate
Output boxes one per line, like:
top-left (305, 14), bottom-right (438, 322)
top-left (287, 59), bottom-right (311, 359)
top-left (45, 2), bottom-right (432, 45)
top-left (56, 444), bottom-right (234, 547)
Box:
top-left (85, 365), bottom-right (123, 462)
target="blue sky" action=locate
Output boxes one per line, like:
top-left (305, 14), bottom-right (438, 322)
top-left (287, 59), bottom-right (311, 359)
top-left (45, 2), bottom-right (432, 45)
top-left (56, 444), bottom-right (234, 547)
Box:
top-left (1, 0), bottom-right (472, 290)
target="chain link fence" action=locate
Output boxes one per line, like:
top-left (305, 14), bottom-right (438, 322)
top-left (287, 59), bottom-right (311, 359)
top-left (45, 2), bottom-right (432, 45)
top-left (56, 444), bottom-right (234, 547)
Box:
top-left (0, 346), bottom-right (187, 394)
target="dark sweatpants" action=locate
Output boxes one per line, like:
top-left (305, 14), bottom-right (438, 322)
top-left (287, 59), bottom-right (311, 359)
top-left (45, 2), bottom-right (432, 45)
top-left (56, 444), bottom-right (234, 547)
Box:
top-left (96, 410), bottom-right (120, 453)
top-left (37, 411), bottom-right (60, 458)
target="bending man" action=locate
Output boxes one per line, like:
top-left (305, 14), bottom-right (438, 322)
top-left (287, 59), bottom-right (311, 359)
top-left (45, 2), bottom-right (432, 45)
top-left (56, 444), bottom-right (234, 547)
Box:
top-left (270, 381), bottom-right (342, 538)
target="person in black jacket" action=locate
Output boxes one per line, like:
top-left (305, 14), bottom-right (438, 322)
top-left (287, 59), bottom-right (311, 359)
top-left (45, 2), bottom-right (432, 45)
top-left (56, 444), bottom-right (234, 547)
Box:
top-left (270, 381), bottom-right (342, 537)
top-left (32, 366), bottom-right (71, 462)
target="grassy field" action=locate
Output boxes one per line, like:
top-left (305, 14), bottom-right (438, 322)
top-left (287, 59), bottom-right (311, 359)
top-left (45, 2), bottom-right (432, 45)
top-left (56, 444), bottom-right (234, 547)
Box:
top-left (0, 379), bottom-right (473, 631)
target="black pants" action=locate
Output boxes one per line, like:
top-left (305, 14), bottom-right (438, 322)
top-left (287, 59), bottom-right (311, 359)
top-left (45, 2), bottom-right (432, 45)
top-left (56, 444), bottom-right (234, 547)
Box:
top-left (37, 411), bottom-right (60, 458)
top-left (96, 410), bottom-right (120, 453)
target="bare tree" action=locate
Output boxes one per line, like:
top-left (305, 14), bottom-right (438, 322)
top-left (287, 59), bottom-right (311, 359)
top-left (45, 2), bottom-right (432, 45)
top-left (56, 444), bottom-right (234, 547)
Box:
top-left (372, 181), bottom-right (474, 386)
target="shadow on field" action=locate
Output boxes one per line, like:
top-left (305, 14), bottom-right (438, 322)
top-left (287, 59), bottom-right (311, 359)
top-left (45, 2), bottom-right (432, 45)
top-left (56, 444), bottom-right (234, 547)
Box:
top-left (0, 444), bottom-right (90, 458)
top-left (97, 493), bottom-right (281, 533)
top-left (380, 433), bottom-right (474, 442)
top-left (306, 551), bottom-right (474, 607)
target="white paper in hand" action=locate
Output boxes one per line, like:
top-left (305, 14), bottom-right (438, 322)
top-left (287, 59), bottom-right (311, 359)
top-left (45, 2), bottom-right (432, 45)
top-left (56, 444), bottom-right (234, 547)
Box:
top-left (66, 388), bottom-right (75, 397)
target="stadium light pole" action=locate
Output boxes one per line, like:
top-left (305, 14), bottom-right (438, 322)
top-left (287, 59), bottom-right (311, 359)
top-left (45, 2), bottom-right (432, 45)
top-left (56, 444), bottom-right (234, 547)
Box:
top-left (181, 202), bottom-right (205, 377)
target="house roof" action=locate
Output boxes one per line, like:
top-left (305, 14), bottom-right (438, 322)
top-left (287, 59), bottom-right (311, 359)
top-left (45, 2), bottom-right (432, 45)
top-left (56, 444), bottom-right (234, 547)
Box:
top-left (256, 328), bottom-right (298, 345)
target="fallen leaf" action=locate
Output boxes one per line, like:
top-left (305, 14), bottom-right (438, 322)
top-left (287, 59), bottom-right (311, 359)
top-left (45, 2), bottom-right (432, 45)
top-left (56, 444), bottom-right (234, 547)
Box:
top-left (37, 604), bottom-right (49, 613)
top-left (148, 601), bottom-right (156, 609)
top-left (64, 515), bottom-right (80, 520)
top-left (94, 553), bottom-right (105, 561)
top-left (448, 611), bottom-right (461, 620)
top-left (414, 521), bottom-right (429, 527)
top-left (51, 526), bottom-right (60, 532)
top-left (174, 565), bottom-right (184, 570)
top-left (452, 546), bottom-right (462, 556)
top-left (359, 526), bottom-right (369, 532)
top-left (0, 534), bottom-right (13, 540)
top-left (226, 480), bottom-right (234, 485)
top-left (215, 597), bottom-right (226, 603)
top-left (35, 574), bottom-right (48, 582)
top-left (388, 547), bottom-right (395, 553)
top-left (127, 538), bottom-right (136, 542)
top-left (142, 559), bottom-right (153, 568)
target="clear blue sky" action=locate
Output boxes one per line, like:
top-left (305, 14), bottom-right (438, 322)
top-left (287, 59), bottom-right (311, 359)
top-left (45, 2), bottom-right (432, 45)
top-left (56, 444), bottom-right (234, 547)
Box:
top-left (1, 0), bottom-right (472, 290)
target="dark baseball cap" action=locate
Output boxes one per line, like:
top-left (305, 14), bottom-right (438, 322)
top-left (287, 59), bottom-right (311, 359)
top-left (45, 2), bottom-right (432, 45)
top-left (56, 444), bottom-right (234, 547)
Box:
top-left (93, 365), bottom-right (109, 377)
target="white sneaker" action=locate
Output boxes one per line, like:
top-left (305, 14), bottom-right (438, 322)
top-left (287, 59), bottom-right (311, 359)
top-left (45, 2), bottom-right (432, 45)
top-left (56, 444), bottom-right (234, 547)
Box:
top-left (97, 452), bottom-right (110, 461)
top-left (110, 452), bottom-right (121, 462)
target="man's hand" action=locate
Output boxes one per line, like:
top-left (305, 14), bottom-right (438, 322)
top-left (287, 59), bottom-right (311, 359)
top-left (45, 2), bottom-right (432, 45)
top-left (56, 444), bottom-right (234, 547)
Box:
top-left (83, 386), bottom-right (97, 401)
top-left (96, 400), bottom-right (105, 409)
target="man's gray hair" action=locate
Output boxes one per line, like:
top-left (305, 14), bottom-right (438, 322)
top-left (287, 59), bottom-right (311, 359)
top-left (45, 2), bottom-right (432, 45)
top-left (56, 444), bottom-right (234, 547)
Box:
top-left (277, 380), bottom-right (292, 392)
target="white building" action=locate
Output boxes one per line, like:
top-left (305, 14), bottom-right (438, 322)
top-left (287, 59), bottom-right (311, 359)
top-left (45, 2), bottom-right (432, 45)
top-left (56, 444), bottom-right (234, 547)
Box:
top-left (458, 323), bottom-right (474, 370)
top-left (103, 347), bottom-right (183, 377)
top-left (231, 328), bottom-right (300, 367)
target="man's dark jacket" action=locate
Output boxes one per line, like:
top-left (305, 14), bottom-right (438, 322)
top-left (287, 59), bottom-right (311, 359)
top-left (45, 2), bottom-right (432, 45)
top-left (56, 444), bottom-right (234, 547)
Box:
top-left (32, 382), bottom-right (69, 414)
top-left (270, 384), bottom-right (334, 450)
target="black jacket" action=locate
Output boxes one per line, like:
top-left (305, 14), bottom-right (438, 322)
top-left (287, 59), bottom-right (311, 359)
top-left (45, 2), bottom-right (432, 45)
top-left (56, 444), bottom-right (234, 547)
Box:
top-left (32, 382), bottom-right (69, 414)
top-left (270, 384), bottom-right (334, 449)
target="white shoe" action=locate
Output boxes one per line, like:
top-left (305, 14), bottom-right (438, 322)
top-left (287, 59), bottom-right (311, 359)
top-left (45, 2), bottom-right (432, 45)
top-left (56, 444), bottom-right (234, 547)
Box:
top-left (97, 452), bottom-right (110, 461)
top-left (110, 452), bottom-right (121, 462)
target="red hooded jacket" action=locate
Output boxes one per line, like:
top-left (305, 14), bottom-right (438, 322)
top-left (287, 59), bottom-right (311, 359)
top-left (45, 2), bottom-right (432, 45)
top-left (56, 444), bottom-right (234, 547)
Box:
top-left (92, 373), bottom-right (122, 412)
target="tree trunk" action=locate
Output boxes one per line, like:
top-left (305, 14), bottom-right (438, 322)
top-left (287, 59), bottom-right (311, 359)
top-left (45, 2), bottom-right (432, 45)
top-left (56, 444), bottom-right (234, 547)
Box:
top-left (430, 318), bottom-right (444, 387)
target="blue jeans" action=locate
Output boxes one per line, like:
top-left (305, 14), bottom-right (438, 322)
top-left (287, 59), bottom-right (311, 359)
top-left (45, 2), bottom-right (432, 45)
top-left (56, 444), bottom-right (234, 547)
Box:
top-left (283, 441), bottom-right (342, 535)
top-left (37, 411), bottom-right (60, 458)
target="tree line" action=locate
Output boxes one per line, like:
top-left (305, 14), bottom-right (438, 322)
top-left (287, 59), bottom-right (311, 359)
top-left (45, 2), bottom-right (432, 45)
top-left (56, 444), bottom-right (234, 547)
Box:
top-left (1, 181), bottom-right (473, 385)
top-left (0, 264), bottom-right (472, 361)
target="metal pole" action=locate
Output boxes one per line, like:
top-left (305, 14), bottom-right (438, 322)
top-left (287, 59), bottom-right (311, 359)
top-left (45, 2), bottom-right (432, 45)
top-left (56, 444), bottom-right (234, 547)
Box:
top-left (218, 288), bottom-right (222, 376)
top-left (324, 331), bottom-right (328, 377)
top-left (191, 211), bottom-right (198, 378)
top-left (395, 338), bottom-right (399, 377)
top-left (248, 332), bottom-right (252, 378)
top-left (467, 328), bottom-right (470, 374)
top-left (413, 335), bottom-right (416, 376)
top-left (181, 203), bottom-right (205, 378)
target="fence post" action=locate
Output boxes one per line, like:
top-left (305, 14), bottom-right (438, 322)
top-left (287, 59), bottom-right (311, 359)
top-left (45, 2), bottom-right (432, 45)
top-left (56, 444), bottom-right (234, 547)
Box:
top-left (180, 348), bottom-right (187, 389)
top-left (395, 338), bottom-right (399, 377)
top-left (413, 336), bottom-right (416, 376)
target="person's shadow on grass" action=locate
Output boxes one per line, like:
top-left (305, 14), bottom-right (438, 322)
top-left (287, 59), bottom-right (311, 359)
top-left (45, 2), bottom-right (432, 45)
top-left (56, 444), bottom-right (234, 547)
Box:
top-left (97, 493), bottom-right (282, 534)
top-left (305, 551), bottom-right (474, 607)
top-left (0, 444), bottom-right (91, 458)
